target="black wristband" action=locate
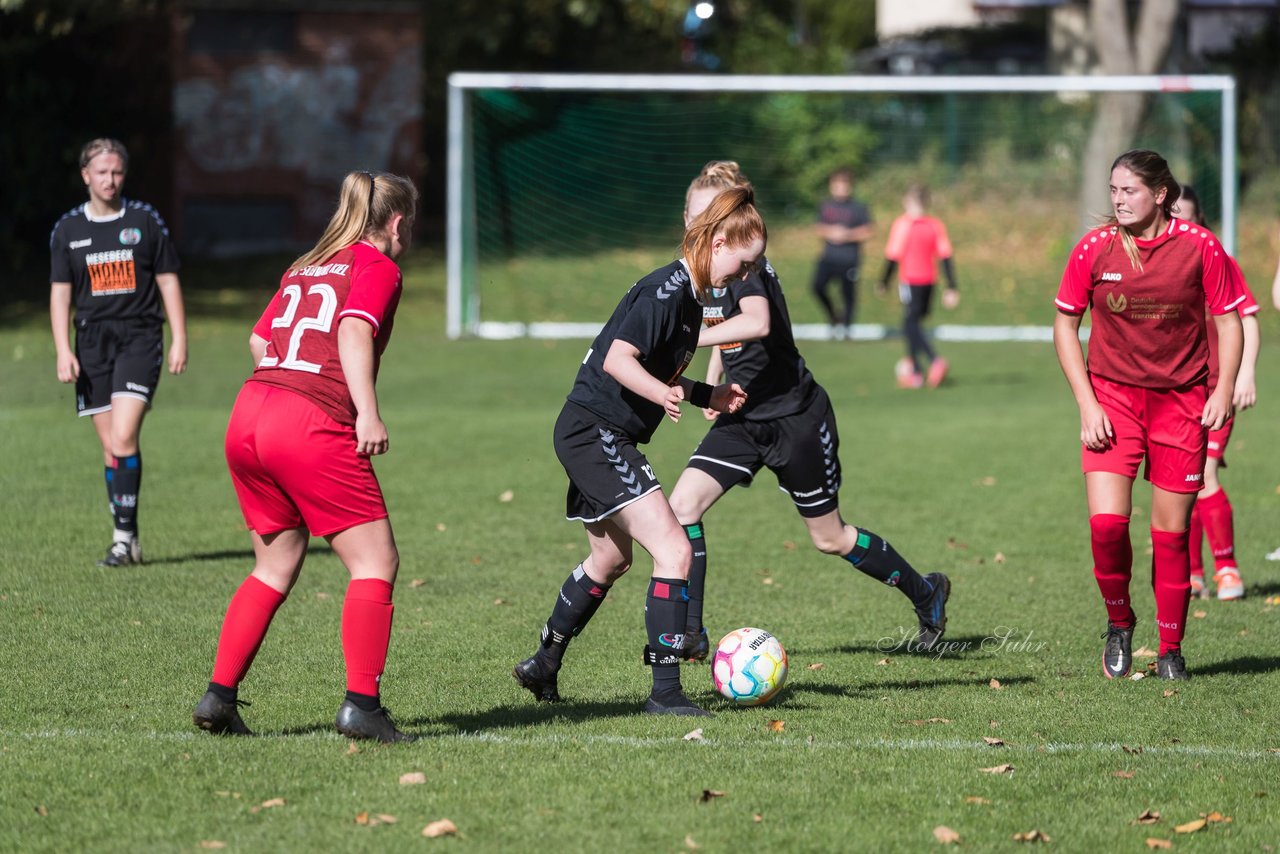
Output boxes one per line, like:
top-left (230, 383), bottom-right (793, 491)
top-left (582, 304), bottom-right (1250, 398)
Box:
top-left (688, 381), bottom-right (714, 409)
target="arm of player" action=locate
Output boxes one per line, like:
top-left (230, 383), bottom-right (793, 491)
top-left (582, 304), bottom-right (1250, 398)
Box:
top-left (697, 296), bottom-right (770, 347)
top-left (703, 346), bottom-right (724, 420)
top-left (1054, 311), bottom-right (1113, 450)
top-left (602, 338), bottom-right (689, 423)
top-left (1233, 314), bottom-right (1259, 410)
top-left (1204, 311), bottom-right (1242, 430)
top-left (338, 317), bottom-right (388, 456)
top-left (156, 273), bottom-right (187, 375)
top-left (50, 282), bottom-right (78, 383)
top-left (249, 333), bottom-right (268, 367)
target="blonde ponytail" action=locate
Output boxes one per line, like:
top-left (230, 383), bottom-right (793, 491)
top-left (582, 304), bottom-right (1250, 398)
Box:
top-left (289, 171), bottom-right (418, 271)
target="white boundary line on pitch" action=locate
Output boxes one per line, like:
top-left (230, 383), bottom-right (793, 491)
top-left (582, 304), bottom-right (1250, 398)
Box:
top-left (7, 729), bottom-right (1277, 761)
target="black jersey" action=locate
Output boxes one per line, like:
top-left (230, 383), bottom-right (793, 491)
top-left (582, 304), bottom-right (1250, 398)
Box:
top-left (816, 197), bottom-right (871, 268)
top-left (566, 260), bottom-right (703, 444)
top-left (703, 259), bottom-right (819, 421)
top-left (49, 200), bottom-right (180, 324)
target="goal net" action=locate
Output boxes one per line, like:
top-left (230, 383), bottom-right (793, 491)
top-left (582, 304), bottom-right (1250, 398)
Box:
top-left (447, 73), bottom-right (1235, 339)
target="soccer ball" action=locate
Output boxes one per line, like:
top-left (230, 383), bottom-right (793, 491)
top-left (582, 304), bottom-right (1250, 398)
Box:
top-left (712, 627), bottom-right (788, 706)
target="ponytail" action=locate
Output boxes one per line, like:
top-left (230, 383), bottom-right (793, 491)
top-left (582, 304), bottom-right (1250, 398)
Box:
top-left (681, 186), bottom-right (767, 298)
top-left (289, 171), bottom-right (418, 271)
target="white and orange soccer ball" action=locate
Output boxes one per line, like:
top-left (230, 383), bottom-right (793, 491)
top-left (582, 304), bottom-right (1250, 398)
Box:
top-left (712, 627), bottom-right (788, 706)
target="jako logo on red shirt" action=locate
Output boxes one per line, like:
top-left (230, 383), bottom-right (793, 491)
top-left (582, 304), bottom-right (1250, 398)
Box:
top-left (1106, 292), bottom-right (1127, 313)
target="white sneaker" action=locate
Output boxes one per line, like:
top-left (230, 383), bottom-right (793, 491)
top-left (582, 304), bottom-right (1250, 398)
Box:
top-left (1215, 567), bottom-right (1244, 601)
top-left (1265, 547), bottom-right (1280, 562)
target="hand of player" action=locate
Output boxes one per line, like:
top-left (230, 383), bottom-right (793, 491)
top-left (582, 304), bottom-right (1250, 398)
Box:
top-left (942, 289), bottom-right (960, 310)
top-left (664, 385), bottom-right (685, 423)
top-left (168, 339), bottom-right (188, 375)
top-left (710, 382), bottom-right (747, 414)
top-left (1202, 388), bottom-right (1233, 430)
top-left (1232, 374), bottom-right (1257, 411)
top-left (702, 407), bottom-right (719, 422)
top-left (355, 412), bottom-right (389, 456)
top-left (56, 351), bottom-right (80, 383)
top-left (1079, 400), bottom-right (1114, 451)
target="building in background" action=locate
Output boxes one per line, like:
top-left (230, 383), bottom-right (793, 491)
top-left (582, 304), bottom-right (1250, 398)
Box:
top-left (172, 2), bottom-right (422, 256)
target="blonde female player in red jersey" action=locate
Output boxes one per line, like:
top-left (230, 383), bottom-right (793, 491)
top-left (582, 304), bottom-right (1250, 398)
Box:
top-left (1054, 150), bottom-right (1244, 682)
top-left (1176, 185), bottom-right (1260, 601)
top-left (194, 171), bottom-right (418, 742)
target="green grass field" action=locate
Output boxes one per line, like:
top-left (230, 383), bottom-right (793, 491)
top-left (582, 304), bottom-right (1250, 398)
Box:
top-left (3, 249), bottom-right (1280, 853)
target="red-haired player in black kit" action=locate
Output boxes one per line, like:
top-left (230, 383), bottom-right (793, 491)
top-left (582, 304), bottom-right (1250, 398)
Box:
top-left (49, 138), bottom-right (188, 567)
top-left (1054, 150), bottom-right (1244, 681)
top-left (194, 171), bottom-right (418, 742)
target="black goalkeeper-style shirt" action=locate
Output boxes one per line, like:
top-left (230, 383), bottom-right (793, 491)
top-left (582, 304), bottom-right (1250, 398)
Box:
top-left (49, 200), bottom-right (180, 324)
top-left (566, 260), bottom-right (703, 444)
top-left (702, 259), bottom-right (819, 421)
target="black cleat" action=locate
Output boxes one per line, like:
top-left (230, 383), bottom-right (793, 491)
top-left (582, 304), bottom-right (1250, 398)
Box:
top-left (193, 691), bottom-right (253, 736)
top-left (1156, 651), bottom-right (1189, 681)
top-left (1101, 622), bottom-right (1135, 679)
top-left (513, 655), bottom-right (561, 702)
top-left (683, 627), bottom-right (711, 662)
top-left (98, 538), bottom-right (143, 567)
top-left (335, 701), bottom-right (414, 743)
top-left (644, 689), bottom-right (712, 717)
top-left (914, 572), bottom-right (951, 651)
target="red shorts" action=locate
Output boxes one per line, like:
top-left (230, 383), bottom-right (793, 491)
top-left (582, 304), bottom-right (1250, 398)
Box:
top-left (225, 382), bottom-right (388, 537)
top-left (1082, 375), bottom-right (1208, 494)
top-left (1206, 414), bottom-right (1234, 464)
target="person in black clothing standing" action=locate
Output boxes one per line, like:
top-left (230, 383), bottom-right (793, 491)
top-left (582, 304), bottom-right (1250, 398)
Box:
top-left (512, 188), bottom-right (759, 717)
top-left (49, 138), bottom-right (187, 567)
top-left (668, 161), bottom-right (950, 661)
top-left (812, 167), bottom-right (872, 339)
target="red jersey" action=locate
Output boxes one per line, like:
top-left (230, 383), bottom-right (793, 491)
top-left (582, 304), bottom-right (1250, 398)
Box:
top-left (884, 214), bottom-right (952, 285)
top-left (249, 241), bottom-right (402, 425)
top-left (1054, 219), bottom-right (1244, 389)
top-left (1206, 256), bottom-right (1259, 390)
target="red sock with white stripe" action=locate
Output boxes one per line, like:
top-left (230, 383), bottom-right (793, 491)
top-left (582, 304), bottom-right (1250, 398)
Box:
top-left (1151, 528), bottom-right (1191, 656)
top-left (211, 575), bottom-right (287, 690)
top-left (342, 578), bottom-right (395, 699)
top-left (1090, 514), bottom-right (1134, 627)
top-left (1197, 488), bottom-right (1236, 573)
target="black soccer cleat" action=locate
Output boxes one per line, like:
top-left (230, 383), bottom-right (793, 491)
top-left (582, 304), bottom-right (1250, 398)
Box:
top-left (98, 538), bottom-right (143, 568)
top-left (1155, 651), bottom-right (1189, 681)
top-left (193, 691), bottom-right (253, 736)
top-left (513, 655), bottom-right (561, 702)
top-left (683, 627), bottom-right (711, 662)
top-left (335, 701), bottom-right (414, 743)
top-left (643, 689), bottom-right (713, 718)
top-left (1101, 622), bottom-right (1135, 679)
top-left (914, 572), bottom-right (951, 651)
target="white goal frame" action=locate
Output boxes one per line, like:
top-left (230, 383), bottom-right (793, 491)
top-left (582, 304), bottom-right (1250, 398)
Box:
top-left (447, 73), bottom-right (1236, 340)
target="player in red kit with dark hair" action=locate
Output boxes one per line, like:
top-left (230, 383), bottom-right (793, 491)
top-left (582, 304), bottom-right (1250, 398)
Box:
top-left (1054, 150), bottom-right (1244, 682)
top-left (1172, 185), bottom-right (1260, 601)
top-left (194, 170), bottom-right (418, 742)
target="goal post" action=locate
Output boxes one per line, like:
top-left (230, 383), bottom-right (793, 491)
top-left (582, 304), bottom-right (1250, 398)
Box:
top-left (446, 73), bottom-right (1236, 340)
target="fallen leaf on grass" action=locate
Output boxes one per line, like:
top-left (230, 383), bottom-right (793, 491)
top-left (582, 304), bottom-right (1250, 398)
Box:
top-left (1175, 818), bottom-right (1206, 834)
top-left (499, 490), bottom-right (514, 503)
top-left (1162, 689), bottom-right (1178, 698)
top-left (904, 718), bottom-right (952, 726)
top-left (355, 811), bottom-right (370, 826)
top-left (1193, 609), bottom-right (1207, 619)
top-left (782, 540), bottom-right (797, 551)
top-left (989, 678), bottom-right (1002, 690)
top-left (435, 523), bottom-right (446, 532)
top-left (807, 662), bottom-right (824, 671)
top-left (1122, 745), bottom-right (1144, 755)
top-left (250, 797), bottom-right (285, 813)
top-left (409, 579), bottom-right (426, 588)
top-left (1204, 811), bottom-right (1228, 823)
top-left (493, 598), bottom-right (507, 606)
top-left (965, 796), bottom-right (992, 805)
top-left (1130, 672), bottom-right (1146, 681)
top-left (1012, 829), bottom-right (1050, 842)
top-left (314, 592), bottom-right (331, 601)
top-left (933, 825), bottom-right (961, 844)
top-left (980, 764), bottom-right (1014, 774)
top-left (753, 813), bottom-right (763, 823)
top-left (34, 805), bottom-right (48, 817)
top-left (1113, 771), bottom-right (1135, 779)
top-left (946, 537), bottom-right (969, 550)
top-left (983, 736), bottom-right (1005, 746)
top-left (978, 476), bottom-right (997, 487)
top-left (876, 658), bottom-right (892, 666)
top-left (1134, 646), bottom-right (1158, 659)
top-left (767, 720), bottom-right (785, 733)
top-left (685, 834), bottom-right (701, 850)
top-left (399, 772), bottom-right (427, 785)
top-left (699, 789), bottom-right (727, 803)
top-left (1134, 809), bottom-right (1161, 825)
top-left (199, 842), bottom-right (226, 850)
top-left (683, 728), bottom-right (704, 742)
top-left (422, 819), bottom-right (458, 838)
top-left (761, 577), bottom-right (774, 586)
top-left (346, 742), bottom-right (359, 755)
top-left (994, 552), bottom-right (1007, 564)
top-left (1145, 840), bottom-right (1172, 850)
top-left (376, 814), bottom-right (397, 825)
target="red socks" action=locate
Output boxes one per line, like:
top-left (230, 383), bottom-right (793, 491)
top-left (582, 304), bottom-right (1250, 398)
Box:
top-left (1188, 503), bottom-right (1205, 576)
top-left (1151, 528), bottom-right (1191, 655)
top-left (211, 575), bottom-right (287, 689)
top-left (1090, 514), bottom-right (1135, 627)
top-left (342, 578), bottom-right (395, 697)
top-left (1196, 488), bottom-right (1236, 572)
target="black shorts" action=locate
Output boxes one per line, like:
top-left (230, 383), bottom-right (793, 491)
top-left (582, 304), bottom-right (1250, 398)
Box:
top-left (812, 257), bottom-right (860, 288)
top-left (553, 402), bottom-right (662, 523)
top-left (74, 319), bottom-right (164, 416)
top-left (686, 387), bottom-right (841, 518)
